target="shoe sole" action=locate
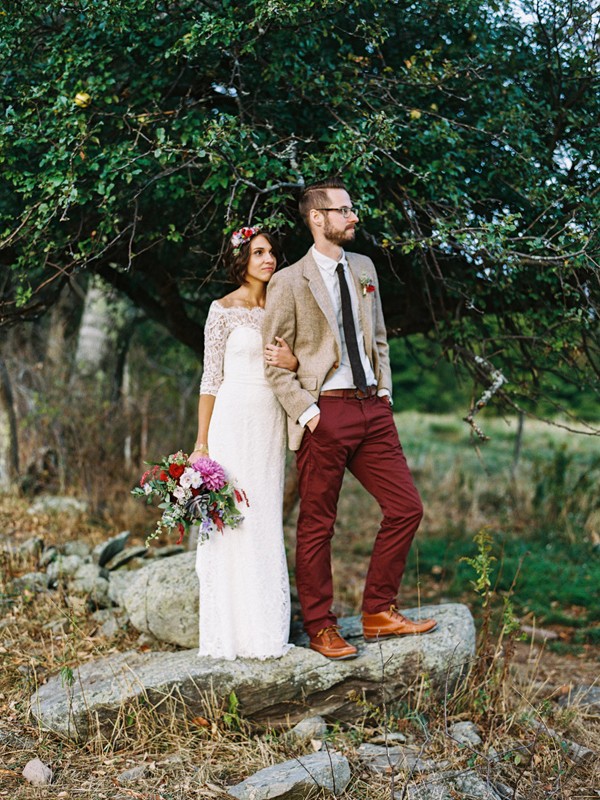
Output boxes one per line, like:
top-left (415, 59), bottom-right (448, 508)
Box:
top-left (309, 644), bottom-right (358, 660)
top-left (363, 623), bottom-right (438, 641)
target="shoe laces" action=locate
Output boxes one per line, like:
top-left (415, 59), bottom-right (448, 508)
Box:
top-left (389, 605), bottom-right (406, 621)
top-left (315, 624), bottom-right (341, 641)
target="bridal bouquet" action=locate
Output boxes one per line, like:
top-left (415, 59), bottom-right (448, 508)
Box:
top-left (131, 451), bottom-right (248, 545)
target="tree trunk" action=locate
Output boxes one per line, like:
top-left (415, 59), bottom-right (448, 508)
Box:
top-left (0, 357), bottom-right (19, 490)
top-left (73, 276), bottom-right (113, 381)
top-left (46, 280), bottom-right (85, 382)
top-left (72, 275), bottom-right (135, 398)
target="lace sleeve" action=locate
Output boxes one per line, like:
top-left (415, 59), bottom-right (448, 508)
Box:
top-left (199, 303), bottom-right (229, 395)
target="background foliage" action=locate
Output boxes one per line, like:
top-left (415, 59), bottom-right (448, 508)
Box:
top-left (1, 0), bottom-right (598, 422)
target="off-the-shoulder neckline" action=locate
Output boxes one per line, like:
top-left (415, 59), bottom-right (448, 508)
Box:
top-left (213, 301), bottom-right (265, 311)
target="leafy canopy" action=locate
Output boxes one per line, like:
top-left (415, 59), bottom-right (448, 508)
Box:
top-left (1, 0), bottom-right (598, 424)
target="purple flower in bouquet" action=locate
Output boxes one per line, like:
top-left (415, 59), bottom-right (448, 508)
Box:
top-left (191, 456), bottom-right (227, 491)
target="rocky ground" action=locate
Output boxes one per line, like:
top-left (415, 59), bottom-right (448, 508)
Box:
top-left (1, 494), bottom-right (599, 799)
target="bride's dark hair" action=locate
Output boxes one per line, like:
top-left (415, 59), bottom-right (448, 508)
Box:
top-left (224, 229), bottom-right (282, 285)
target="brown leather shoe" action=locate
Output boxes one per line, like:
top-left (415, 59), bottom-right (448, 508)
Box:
top-left (309, 626), bottom-right (358, 660)
top-left (362, 606), bottom-right (438, 641)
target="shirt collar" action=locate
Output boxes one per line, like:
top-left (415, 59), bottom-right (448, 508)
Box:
top-left (311, 244), bottom-right (347, 275)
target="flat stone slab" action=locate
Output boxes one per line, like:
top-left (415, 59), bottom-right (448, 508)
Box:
top-left (357, 742), bottom-right (442, 775)
top-left (228, 750), bottom-right (351, 799)
top-left (30, 603), bottom-right (474, 741)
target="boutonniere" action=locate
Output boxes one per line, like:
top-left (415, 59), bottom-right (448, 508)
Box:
top-left (360, 273), bottom-right (376, 297)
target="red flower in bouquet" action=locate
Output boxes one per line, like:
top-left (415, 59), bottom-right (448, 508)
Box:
top-left (169, 463), bottom-right (185, 479)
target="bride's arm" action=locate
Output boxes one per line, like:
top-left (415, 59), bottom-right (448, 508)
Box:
top-left (190, 303), bottom-right (227, 461)
top-left (190, 394), bottom-right (215, 461)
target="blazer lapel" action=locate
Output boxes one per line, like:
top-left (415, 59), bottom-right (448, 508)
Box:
top-left (302, 251), bottom-right (342, 354)
top-left (347, 255), bottom-right (372, 356)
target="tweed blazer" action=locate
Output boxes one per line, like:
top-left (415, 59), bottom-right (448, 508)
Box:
top-left (263, 248), bottom-right (392, 450)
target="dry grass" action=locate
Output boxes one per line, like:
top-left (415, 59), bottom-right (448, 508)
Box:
top-left (2, 408), bottom-right (599, 798)
top-left (1, 496), bottom-right (599, 799)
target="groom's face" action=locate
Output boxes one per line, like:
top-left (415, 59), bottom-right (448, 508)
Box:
top-left (321, 189), bottom-right (358, 247)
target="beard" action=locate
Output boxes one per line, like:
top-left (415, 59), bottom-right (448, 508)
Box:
top-left (323, 217), bottom-right (356, 247)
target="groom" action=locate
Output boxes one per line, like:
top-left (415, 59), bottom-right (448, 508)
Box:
top-left (263, 177), bottom-right (437, 659)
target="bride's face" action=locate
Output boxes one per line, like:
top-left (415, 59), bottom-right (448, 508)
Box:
top-left (244, 234), bottom-right (277, 284)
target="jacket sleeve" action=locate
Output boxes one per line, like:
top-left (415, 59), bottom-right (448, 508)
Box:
top-left (263, 273), bottom-right (318, 423)
top-left (371, 265), bottom-right (392, 393)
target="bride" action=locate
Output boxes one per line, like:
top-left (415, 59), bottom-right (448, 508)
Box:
top-left (190, 226), bottom-right (296, 660)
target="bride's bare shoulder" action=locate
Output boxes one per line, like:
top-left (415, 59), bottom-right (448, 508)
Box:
top-left (215, 290), bottom-right (246, 309)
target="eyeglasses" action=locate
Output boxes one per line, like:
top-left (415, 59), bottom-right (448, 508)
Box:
top-left (315, 206), bottom-right (358, 219)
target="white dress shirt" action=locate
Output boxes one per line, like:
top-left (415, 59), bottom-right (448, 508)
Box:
top-left (298, 246), bottom-right (388, 427)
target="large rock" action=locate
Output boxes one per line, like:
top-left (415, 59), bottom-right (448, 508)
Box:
top-left (30, 603), bottom-right (474, 741)
top-left (121, 551), bottom-right (199, 647)
top-left (28, 496), bottom-right (88, 516)
top-left (227, 749), bottom-right (351, 799)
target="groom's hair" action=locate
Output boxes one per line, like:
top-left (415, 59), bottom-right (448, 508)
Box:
top-left (298, 176), bottom-right (348, 227)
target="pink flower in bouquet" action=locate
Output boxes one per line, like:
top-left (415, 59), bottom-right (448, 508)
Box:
top-left (191, 456), bottom-right (227, 491)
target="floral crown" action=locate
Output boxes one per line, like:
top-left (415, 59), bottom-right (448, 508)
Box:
top-left (230, 225), bottom-right (261, 256)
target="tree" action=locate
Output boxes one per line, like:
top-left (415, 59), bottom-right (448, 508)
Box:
top-left (0, 357), bottom-right (19, 489)
top-left (72, 275), bottom-right (136, 399)
top-left (1, 0), bottom-right (598, 428)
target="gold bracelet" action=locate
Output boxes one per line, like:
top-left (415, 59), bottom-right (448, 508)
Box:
top-left (193, 443), bottom-right (208, 452)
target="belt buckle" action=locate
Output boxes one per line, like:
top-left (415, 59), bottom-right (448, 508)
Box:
top-left (355, 386), bottom-right (376, 400)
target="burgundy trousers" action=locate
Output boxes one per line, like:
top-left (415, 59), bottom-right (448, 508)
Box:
top-left (295, 394), bottom-right (423, 637)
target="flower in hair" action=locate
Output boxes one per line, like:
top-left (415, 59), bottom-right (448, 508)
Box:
top-left (231, 225), bottom-right (261, 255)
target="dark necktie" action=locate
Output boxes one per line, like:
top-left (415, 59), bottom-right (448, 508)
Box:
top-left (336, 263), bottom-right (368, 393)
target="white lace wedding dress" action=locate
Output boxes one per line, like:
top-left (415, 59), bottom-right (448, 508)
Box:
top-left (195, 301), bottom-right (292, 660)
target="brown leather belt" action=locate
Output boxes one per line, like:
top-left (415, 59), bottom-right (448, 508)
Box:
top-left (320, 386), bottom-right (378, 400)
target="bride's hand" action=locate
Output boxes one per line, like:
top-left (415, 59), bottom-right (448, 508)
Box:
top-left (189, 446), bottom-right (208, 463)
top-left (265, 337), bottom-right (298, 371)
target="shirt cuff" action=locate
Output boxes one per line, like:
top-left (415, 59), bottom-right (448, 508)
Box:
top-left (377, 389), bottom-right (392, 405)
top-left (298, 403), bottom-right (320, 427)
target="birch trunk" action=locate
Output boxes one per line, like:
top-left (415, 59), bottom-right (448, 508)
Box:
top-left (72, 276), bottom-right (135, 397)
top-left (0, 358), bottom-right (19, 490)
